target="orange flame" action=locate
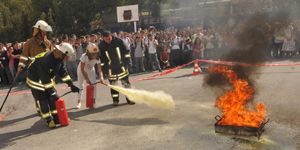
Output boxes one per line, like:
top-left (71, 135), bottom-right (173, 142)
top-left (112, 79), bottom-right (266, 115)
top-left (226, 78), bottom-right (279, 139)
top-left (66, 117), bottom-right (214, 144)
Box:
top-left (210, 66), bottom-right (266, 128)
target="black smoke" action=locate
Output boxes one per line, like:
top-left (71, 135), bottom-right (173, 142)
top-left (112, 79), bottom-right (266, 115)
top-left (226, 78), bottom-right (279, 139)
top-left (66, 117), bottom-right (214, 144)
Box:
top-left (205, 12), bottom-right (290, 87)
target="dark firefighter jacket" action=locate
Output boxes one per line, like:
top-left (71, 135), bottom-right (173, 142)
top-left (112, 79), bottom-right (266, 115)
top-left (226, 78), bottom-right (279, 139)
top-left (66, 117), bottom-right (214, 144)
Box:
top-left (26, 51), bottom-right (72, 95)
top-left (99, 37), bottom-right (131, 80)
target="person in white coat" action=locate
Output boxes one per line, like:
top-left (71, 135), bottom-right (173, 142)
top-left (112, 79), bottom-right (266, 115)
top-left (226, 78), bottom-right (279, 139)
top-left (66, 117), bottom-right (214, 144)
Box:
top-left (76, 43), bottom-right (105, 108)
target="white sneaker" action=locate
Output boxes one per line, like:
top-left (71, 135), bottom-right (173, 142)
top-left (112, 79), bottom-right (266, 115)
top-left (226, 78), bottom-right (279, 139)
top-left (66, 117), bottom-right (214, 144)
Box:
top-left (76, 102), bottom-right (81, 109)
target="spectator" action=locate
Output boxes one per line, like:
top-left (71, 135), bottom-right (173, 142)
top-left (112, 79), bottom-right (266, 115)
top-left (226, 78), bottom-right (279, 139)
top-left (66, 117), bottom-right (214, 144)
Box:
top-left (134, 34), bottom-right (145, 73)
top-left (282, 35), bottom-right (296, 56)
top-left (204, 30), bottom-right (216, 59)
top-left (120, 32), bottom-right (133, 73)
top-left (12, 42), bottom-right (22, 72)
top-left (75, 37), bottom-right (84, 66)
top-left (61, 34), bottom-right (78, 80)
top-left (181, 32), bottom-right (193, 63)
top-left (170, 32), bottom-right (182, 67)
top-left (0, 46), bottom-right (13, 85)
top-left (160, 44), bottom-right (170, 69)
top-left (7, 46), bottom-right (18, 79)
top-left (146, 34), bottom-right (161, 72)
top-left (192, 37), bottom-right (205, 60)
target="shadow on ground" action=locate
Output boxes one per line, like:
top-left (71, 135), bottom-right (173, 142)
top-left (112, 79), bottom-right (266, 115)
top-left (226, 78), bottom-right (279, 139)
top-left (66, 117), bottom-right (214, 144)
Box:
top-left (0, 119), bottom-right (50, 149)
top-left (68, 103), bottom-right (128, 119)
top-left (75, 117), bottom-right (167, 126)
top-left (0, 113), bottom-right (38, 128)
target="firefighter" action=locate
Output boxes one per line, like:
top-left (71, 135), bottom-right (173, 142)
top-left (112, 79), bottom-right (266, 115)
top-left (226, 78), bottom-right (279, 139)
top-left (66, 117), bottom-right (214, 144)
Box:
top-left (26, 42), bottom-right (80, 128)
top-left (99, 31), bottom-right (135, 106)
top-left (17, 20), bottom-right (53, 114)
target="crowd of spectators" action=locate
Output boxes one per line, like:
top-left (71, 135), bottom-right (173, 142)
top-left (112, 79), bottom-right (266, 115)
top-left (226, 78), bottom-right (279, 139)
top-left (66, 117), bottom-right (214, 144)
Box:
top-left (1, 22), bottom-right (300, 86)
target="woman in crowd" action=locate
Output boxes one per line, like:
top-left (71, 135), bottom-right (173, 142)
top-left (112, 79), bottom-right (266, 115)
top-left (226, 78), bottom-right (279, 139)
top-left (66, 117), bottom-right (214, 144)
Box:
top-left (133, 34), bottom-right (145, 73)
top-left (7, 46), bottom-right (19, 79)
top-left (192, 37), bottom-right (205, 60)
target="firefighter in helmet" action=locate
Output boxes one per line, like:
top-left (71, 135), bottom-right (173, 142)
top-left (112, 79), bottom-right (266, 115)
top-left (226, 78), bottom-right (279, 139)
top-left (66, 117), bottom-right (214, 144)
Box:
top-left (18, 20), bottom-right (53, 114)
top-left (99, 31), bottom-right (135, 106)
top-left (26, 42), bottom-right (80, 128)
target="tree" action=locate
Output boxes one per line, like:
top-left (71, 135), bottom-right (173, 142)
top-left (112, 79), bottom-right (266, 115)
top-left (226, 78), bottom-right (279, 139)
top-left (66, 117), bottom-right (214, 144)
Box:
top-left (0, 0), bottom-right (176, 42)
top-left (90, 13), bottom-right (103, 31)
top-left (39, 12), bottom-right (47, 20)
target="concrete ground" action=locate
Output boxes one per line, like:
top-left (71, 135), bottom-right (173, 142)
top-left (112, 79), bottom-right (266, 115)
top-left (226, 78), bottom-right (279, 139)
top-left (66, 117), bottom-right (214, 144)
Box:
top-left (0, 60), bottom-right (300, 150)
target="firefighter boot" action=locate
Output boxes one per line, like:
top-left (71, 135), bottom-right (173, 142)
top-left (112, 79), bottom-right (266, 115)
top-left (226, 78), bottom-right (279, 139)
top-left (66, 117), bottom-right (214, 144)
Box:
top-left (126, 98), bottom-right (135, 105)
top-left (113, 101), bottom-right (119, 106)
top-left (46, 118), bottom-right (56, 129)
top-left (53, 114), bottom-right (60, 126)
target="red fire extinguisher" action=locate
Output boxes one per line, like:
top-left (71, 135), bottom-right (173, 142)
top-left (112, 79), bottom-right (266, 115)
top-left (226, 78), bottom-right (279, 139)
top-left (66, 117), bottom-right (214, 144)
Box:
top-left (55, 98), bottom-right (69, 126)
top-left (86, 85), bottom-right (95, 108)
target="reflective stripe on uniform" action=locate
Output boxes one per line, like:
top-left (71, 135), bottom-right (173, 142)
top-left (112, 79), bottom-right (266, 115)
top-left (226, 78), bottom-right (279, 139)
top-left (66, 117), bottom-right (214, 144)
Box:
top-left (108, 70), bottom-right (129, 80)
top-left (44, 82), bottom-right (55, 89)
top-left (51, 92), bottom-right (57, 96)
top-left (108, 77), bottom-right (117, 80)
top-left (61, 75), bottom-right (72, 82)
top-left (27, 78), bottom-right (45, 87)
top-left (112, 94), bottom-right (119, 98)
top-left (41, 112), bottom-right (51, 119)
top-left (26, 78), bottom-right (55, 91)
top-left (118, 70), bottom-right (128, 77)
top-left (108, 69), bottom-right (112, 76)
top-left (125, 54), bottom-right (131, 58)
top-left (116, 47), bottom-right (121, 62)
top-left (105, 51), bottom-right (112, 65)
top-left (51, 110), bottom-right (58, 114)
top-left (26, 79), bottom-right (45, 91)
top-left (27, 82), bottom-right (45, 91)
top-left (118, 71), bottom-right (129, 80)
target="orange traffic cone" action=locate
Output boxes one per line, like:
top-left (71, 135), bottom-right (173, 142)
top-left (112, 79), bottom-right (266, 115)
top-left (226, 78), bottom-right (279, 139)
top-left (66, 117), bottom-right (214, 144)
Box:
top-left (193, 61), bottom-right (201, 76)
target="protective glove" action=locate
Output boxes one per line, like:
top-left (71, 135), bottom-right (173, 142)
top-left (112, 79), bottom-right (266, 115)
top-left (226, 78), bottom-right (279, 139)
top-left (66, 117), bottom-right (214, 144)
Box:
top-left (70, 84), bottom-right (80, 93)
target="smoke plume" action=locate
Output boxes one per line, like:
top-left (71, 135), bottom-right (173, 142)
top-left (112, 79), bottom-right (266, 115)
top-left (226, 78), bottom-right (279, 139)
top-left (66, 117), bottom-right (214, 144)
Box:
top-left (205, 12), bottom-right (291, 87)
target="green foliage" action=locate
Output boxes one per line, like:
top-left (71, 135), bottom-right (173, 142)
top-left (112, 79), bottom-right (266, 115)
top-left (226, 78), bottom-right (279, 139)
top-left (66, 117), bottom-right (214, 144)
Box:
top-left (0, 0), bottom-right (174, 42)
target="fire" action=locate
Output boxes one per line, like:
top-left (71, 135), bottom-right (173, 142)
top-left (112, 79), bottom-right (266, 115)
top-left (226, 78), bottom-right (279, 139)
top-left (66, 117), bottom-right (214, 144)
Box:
top-left (210, 66), bottom-right (266, 128)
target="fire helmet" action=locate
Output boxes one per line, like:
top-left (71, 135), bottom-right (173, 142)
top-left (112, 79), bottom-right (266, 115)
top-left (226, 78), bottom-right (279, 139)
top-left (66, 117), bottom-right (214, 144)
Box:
top-left (33, 20), bottom-right (53, 32)
top-left (86, 42), bottom-right (99, 53)
top-left (55, 42), bottom-right (75, 57)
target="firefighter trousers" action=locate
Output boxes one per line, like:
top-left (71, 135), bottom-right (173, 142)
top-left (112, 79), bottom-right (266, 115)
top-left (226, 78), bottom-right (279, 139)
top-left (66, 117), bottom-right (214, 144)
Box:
top-left (109, 76), bottom-right (131, 102)
top-left (31, 89), bottom-right (59, 123)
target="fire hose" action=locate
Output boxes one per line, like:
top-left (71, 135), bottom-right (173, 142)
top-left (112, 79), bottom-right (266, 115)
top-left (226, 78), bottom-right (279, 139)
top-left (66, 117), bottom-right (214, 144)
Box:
top-left (0, 72), bottom-right (21, 121)
top-left (0, 72), bottom-right (20, 113)
top-left (59, 81), bottom-right (103, 98)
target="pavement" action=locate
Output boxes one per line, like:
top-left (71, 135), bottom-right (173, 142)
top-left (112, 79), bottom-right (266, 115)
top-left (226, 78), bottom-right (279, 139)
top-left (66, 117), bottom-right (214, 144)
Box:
top-left (0, 60), bottom-right (300, 150)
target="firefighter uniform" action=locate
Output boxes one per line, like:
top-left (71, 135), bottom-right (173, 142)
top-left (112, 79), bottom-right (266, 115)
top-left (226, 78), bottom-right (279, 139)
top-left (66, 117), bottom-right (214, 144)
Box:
top-left (99, 36), bottom-right (134, 105)
top-left (26, 51), bottom-right (74, 127)
top-left (18, 37), bottom-right (52, 68)
top-left (19, 37), bottom-right (52, 114)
